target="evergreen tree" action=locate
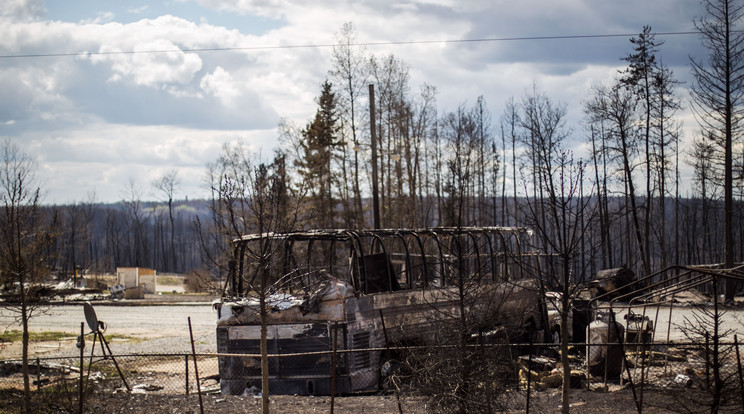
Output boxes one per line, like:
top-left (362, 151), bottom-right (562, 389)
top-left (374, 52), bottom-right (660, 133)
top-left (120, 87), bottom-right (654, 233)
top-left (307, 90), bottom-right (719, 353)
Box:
top-left (295, 81), bottom-right (341, 228)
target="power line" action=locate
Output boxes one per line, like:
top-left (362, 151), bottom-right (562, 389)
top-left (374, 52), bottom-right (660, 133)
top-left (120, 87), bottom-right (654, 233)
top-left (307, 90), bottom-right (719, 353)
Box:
top-left (0, 30), bottom-right (703, 60)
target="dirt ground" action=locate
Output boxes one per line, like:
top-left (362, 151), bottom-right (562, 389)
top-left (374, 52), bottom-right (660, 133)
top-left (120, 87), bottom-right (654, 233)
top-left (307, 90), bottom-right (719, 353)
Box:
top-left (75, 388), bottom-right (744, 414)
top-left (0, 386), bottom-right (675, 414)
top-left (3, 299), bottom-right (744, 413)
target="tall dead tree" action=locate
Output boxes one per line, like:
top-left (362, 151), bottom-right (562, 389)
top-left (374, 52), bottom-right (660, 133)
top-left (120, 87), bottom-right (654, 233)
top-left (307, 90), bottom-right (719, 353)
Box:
top-left (152, 170), bottom-right (181, 272)
top-left (586, 84), bottom-right (651, 276)
top-left (0, 140), bottom-right (57, 414)
top-left (516, 92), bottom-right (597, 414)
top-left (690, 0), bottom-right (744, 300)
top-left (330, 22), bottom-right (368, 227)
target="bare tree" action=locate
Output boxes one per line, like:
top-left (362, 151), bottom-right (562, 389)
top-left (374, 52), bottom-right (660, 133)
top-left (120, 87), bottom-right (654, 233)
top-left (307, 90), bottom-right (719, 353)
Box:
top-left (202, 141), bottom-right (302, 414)
top-left (330, 22), bottom-right (368, 227)
top-left (0, 140), bottom-right (57, 413)
top-left (585, 83), bottom-right (650, 276)
top-left (517, 93), bottom-right (596, 414)
top-left (152, 170), bottom-right (181, 272)
top-left (690, 0), bottom-right (744, 300)
top-left (620, 26), bottom-right (661, 273)
top-left (121, 178), bottom-right (149, 267)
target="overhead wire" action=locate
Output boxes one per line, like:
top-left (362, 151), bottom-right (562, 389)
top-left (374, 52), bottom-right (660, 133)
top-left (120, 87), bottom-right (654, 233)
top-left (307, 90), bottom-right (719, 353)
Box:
top-left (0, 30), bottom-right (705, 60)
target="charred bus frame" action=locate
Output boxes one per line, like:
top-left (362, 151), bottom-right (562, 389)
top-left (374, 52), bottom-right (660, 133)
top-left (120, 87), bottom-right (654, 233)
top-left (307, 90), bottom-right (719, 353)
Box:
top-left (215, 227), bottom-right (546, 395)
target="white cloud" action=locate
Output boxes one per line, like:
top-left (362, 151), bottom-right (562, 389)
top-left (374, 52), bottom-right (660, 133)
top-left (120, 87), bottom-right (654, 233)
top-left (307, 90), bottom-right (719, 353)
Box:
top-left (200, 66), bottom-right (239, 104)
top-left (98, 40), bottom-right (203, 87)
top-left (80, 11), bottom-right (115, 25)
top-left (0, 0), bottom-right (44, 20)
top-left (0, 0), bottom-right (709, 203)
top-left (21, 123), bottom-right (279, 203)
top-left (128, 6), bottom-right (150, 14)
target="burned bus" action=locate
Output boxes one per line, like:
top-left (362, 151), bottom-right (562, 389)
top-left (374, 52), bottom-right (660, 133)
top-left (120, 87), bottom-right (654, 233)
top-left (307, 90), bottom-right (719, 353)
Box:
top-left (214, 227), bottom-right (547, 396)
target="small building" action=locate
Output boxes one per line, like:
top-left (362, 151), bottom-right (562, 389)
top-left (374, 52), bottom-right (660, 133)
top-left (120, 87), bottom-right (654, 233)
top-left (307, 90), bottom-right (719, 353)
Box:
top-left (116, 267), bottom-right (157, 299)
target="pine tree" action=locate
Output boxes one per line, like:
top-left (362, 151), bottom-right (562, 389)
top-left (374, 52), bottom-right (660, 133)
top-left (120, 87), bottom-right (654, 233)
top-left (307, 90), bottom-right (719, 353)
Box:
top-left (296, 81), bottom-right (341, 228)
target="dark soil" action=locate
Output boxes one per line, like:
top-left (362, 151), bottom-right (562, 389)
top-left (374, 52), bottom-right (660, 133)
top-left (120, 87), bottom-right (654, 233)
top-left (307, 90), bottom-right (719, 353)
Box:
top-left (0, 386), bottom-right (709, 414)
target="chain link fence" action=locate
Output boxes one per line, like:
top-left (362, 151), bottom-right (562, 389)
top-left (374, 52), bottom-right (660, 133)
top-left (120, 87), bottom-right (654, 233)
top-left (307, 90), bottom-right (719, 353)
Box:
top-left (3, 337), bottom-right (744, 413)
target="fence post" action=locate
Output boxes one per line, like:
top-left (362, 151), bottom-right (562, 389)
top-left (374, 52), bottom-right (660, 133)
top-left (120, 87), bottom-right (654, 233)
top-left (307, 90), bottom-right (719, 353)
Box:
top-left (188, 317), bottom-right (204, 414)
top-left (705, 334), bottom-right (710, 391)
top-left (639, 327), bottom-right (647, 414)
top-left (185, 354), bottom-right (190, 395)
top-left (79, 322), bottom-right (85, 414)
top-left (331, 322), bottom-right (337, 414)
top-left (379, 309), bottom-right (403, 414)
top-left (735, 335), bottom-right (744, 412)
top-left (526, 340), bottom-right (532, 414)
top-left (36, 357), bottom-right (40, 391)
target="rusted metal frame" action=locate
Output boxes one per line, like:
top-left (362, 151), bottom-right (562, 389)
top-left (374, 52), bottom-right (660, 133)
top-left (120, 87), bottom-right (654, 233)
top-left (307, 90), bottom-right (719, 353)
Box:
top-left (392, 232), bottom-right (413, 289)
top-left (306, 238), bottom-right (315, 289)
top-left (329, 238), bottom-right (336, 277)
top-left (514, 229), bottom-right (524, 279)
top-left (591, 265), bottom-right (692, 304)
top-left (493, 232), bottom-right (508, 281)
top-left (429, 231), bottom-right (447, 286)
top-left (369, 232), bottom-right (384, 253)
top-left (341, 230), bottom-right (361, 289)
top-left (370, 233), bottom-right (395, 292)
top-left (243, 236), bottom-right (272, 289)
top-left (409, 231), bottom-right (428, 289)
top-left (604, 276), bottom-right (714, 327)
top-left (345, 230), bottom-right (366, 295)
top-left (225, 244), bottom-right (240, 297)
top-left (282, 239), bottom-right (301, 293)
top-left (282, 239), bottom-right (291, 291)
top-left (627, 275), bottom-right (713, 306)
top-left (237, 242), bottom-right (247, 295)
top-left (594, 264), bottom-right (744, 304)
top-left (438, 230), bottom-right (464, 286)
top-left (464, 230), bottom-right (482, 280)
top-left (482, 231), bottom-right (497, 283)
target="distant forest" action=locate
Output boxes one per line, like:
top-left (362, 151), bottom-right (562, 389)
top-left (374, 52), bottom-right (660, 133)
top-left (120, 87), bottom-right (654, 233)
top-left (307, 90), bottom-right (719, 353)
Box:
top-left (41, 193), bottom-right (743, 285)
top-left (43, 199), bottom-right (211, 278)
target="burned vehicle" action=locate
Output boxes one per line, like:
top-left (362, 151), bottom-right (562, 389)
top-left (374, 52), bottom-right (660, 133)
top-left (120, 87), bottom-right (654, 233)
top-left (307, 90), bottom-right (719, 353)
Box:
top-left (214, 227), bottom-right (547, 396)
top-left (588, 266), bottom-right (640, 300)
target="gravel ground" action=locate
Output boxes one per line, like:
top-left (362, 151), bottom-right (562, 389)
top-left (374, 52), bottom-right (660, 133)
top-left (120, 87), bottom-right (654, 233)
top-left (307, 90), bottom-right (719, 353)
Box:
top-left (0, 302), bottom-right (218, 359)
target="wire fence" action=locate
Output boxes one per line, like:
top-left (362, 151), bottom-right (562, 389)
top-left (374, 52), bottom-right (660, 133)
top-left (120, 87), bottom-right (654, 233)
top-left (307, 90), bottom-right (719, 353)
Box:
top-left (3, 338), bottom-right (744, 413)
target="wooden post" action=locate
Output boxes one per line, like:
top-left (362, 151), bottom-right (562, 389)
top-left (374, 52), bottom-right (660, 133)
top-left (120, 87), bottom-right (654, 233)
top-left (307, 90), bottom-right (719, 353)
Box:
top-left (735, 335), bottom-right (744, 412)
top-left (330, 322), bottom-right (337, 414)
top-left (379, 310), bottom-right (403, 414)
top-left (369, 84), bottom-right (380, 230)
top-left (79, 322), bottom-right (84, 414)
top-left (526, 340), bottom-right (532, 414)
top-left (185, 354), bottom-right (190, 395)
top-left (188, 317), bottom-right (204, 414)
top-left (705, 334), bottom-right (711, 391)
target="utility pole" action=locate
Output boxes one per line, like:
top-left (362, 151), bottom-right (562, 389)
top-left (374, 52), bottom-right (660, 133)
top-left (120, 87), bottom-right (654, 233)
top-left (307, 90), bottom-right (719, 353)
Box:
top-left (369, 84), bottom-right (381, 229)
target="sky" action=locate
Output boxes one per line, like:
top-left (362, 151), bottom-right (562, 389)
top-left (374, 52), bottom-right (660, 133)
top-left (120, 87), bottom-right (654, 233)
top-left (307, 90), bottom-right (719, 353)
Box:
top-left (0, 0), bottom-right (708, 204)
